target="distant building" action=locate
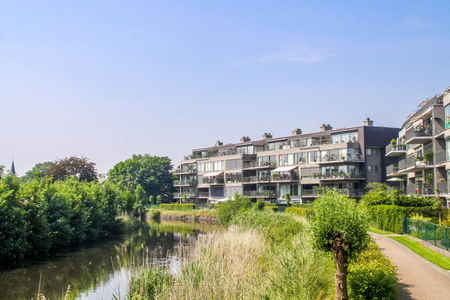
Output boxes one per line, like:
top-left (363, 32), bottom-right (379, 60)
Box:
top-left (174, 119), bottom-right (400, 204)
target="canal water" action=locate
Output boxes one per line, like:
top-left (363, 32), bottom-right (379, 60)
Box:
top-left (0, 220), bottom-right (215, 300)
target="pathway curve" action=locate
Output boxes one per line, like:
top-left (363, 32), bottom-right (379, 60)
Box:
top-left (370, 232), bottom-right (450, 300)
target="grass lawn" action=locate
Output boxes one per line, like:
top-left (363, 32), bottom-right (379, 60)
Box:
top-left (390, 236), bottom-right (450, 270)
top-left (369, 227), bottom-right (395, 235)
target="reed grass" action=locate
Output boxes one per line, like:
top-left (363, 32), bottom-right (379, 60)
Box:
top-left (128, 218), bottom-right (333, 300)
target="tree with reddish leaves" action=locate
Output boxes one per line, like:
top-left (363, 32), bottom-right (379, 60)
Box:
top-left (309, 189), bottom-right (369, 300)
top-left (45, 156), bottom-right (97, 182)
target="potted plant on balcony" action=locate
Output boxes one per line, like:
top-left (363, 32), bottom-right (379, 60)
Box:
top-left (272, 173), bottom-right (279, 181)
top-left (423, 150), bottom-right (433, 164)
top-left (340, 156), bottom-right (345, 161)
top-left (439, 178), bottom-right (446, 183)
top-left (391, 138), bottom-right (397, 146)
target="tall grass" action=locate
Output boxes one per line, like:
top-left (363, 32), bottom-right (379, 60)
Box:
top-left (128, 212), bottom-right (333, 300)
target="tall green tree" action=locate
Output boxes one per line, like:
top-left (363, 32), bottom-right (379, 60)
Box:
top-left (45, 156), bottom-right (97, 182)
top-left (21, 161), bottom-right (53, 182)
top-left (108, 154), bottom-right (174, 202)
top-left (309, 189), bottom-right (369, 300)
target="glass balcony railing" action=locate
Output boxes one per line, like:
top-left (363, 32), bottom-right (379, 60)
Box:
top-left (202, 177), bottom-right (224, 185)
top-left (173, 180), bottom-right (196, 186)
top-left (243, 191), bottom-right (277, 197)
top-left (173, 192), bottom-right (197, 198)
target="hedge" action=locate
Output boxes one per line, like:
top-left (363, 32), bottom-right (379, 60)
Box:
top-left (369, 205), bottom-right (444, 234)
top-left (264, 206), bottom-right (279, 212)
top-left (348, 242), bottom-right (398, 299)
top-left (159, 204), bottom-right (195, 211)
top-left (285, 206), bottom-right (310, 217)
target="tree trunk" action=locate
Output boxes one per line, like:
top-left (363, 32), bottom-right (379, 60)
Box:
top-left (332, 233), bottom-right (348, 300)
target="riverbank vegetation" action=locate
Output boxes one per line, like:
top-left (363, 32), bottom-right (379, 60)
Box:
top-left (129, 191), bottom-right (398, 300)
top-left (0, 174), bottom-right (146, 268)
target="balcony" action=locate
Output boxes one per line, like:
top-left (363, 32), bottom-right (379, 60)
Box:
top-left (313, 172), bottom-right (365, 180)
top-left (202, 177), bottom-right (224, 185)
top-left (243, 191), bottom-right (277, 198)
top-left (386, 164), bottom-right (400, 176)
top-left (271, 173), bottom-right (299, 182)
top-left (173, 192), bottom-right (197, 198)
top-left (243, 161), bottom-right (277, 169)
top-left (174, 179), bottom-right (196, 186)
top-left (302, 188), bottom-right (366, 197)
top-left (173, 168), bottom-right (197, 175)
top-left (437, 182), bottom-right (448, 195)
top-left (184, 148), bottom-right (258, 161)
top-left (435, 151), bottom-right (446, 165)
top-left (385, 144), bottom-right (406, 157)
top-left (317, 154), bottom-right (364, 164)
top-left (404, 127), bottom-right (433, 145)
top-left (402, 160), bottom-right (434, 173)
top-left (242, 176), bottom-right (258, 183)
top-left (197, 192), bottom-right (209, 198)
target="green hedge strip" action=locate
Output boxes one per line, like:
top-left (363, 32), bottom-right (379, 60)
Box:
top-left (159, 204), bottom-right (195, 211)
top-left (369, 205), bottom-right (444, 234)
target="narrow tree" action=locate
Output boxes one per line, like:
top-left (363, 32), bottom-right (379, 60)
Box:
top-left (181, 194), bottom-right (187, 204)
top-left (309, 189), bottom-right (369, 300)
top-left (285, 192), bottom-right (291, 207)
top-left (156, 195), bottom-right (162, 204)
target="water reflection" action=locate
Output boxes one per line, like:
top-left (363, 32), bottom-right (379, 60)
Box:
top-left (0, 220), bottom-right (215, 300)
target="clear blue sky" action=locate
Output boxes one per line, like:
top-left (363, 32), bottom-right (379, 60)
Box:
top-left (1, 0), bottom-right (450, 175)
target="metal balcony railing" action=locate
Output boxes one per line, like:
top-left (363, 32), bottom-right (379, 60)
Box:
top-left (173, 180), bottom-right (196, 186)
top-left (271, 173), bottom-right (299, 181)
top-left (243, 191), bottom-right (277, 197)
top-left (173, 168), bottom-right (197, 174)
top-left (385, 143), bottom-right (406, 154)
top-left (399, 158), bottom-right (406, 171)
top-left (387, 164), bottom-right (399, 175)
top-left (313, 172), bottom-right (364, 180)
top-left (173, 192), bottom-right (197, 198)
top-left (202, 177), bottom-right (224, 184)
top-left (197, 192), bottom-right (209, 197)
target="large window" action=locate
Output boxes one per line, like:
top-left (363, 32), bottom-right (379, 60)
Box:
top-left (279, 154), bottom-right (293, 166)
top-left (294, 152), bottom-right (307, 164)
top-left (226, 173), bottom-right (242, 183)
top-left (237, 145), bottom-right (254, 154)
top-left (331, 132), bottom-right (358, 143)
top-left (279, 184), bottom-right (301, 197)
top-left (291, 138), bottom-right (312, 148)
top-left (210, 187), bottom-right (224, 197)
top-left (258, 155), bottom-right (276, 167)
top-left (269, 141), bottom-right (289, 150)
top-left (213, 160), bottom-right (223, 171)
top-left (308, 151), bottom-right (320, 163)
top-left (204, 162), bottom-right (213, 172)
top-left (197, 162), bottom-right (204, 172)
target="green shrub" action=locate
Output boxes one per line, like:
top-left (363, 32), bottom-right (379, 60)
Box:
top-left (291, 203), bottom-right (314, 209)
top-left (348, 242), bottom-right (398, 300)
top-left (159, 204), bottom-right (195, 211)
top-left (369, 205), bottom-right (442, 234)
top-left (286, 206), bottom-right (310, 217)
top-left (255, 198), bottom-right (265, 211)
top-left (231, 210), bottom-right (302, 243)
top-left (264, 206), bottom-right (279, 212)
top-left (216, 193), bottom-right (252, 225)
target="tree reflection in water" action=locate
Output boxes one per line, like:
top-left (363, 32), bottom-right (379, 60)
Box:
top-left (0, 220), bottom-right (215, 300)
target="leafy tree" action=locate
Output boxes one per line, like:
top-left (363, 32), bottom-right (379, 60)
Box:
top-left (45, 156), bottom-right (97, 182)
top-left (108, 154), bottom-right (174, 202)
top-left (21, 161), bottom-right (53, 182)
top-left (0, 165), bottom-right (4, 179)
top-left (360, 182), bottom-right (389, 205)
top-left (156, 195), bottom-right (162, 204)
top-left (149, 195), bottom-right (155, 204)
top-left (309, 189), bottom-right (369, 300)
top-left (133, 184), bottom-right (148, 217)
top-left (181, 194), bottom-right (187, 204)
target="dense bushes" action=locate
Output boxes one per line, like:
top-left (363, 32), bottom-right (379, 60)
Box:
top-left (348, 242), bottom-right (398, 300)
top-left (231, 210), bottom-right (303, 244)
top-left (264, 206), bottom-right (279, 212)
top-left (159, 204), bottom-right (195, 211)
top-left (369, 205), bottom-right (444, 233)
top-left (0, 174), bottom-right (141, 268)
top-left (286, 206), bottom-right (310, 217)
top-left (216, 193), bottom-right (252, 225)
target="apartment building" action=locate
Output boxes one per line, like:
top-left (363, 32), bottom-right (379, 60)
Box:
top-left (385, 86), bottom-right (450, 203)
top-left (174, 119), bottom-right (400, 204)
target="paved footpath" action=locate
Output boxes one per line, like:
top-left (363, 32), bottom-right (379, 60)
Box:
top-left (370, 233), bottom-right (450, 300)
